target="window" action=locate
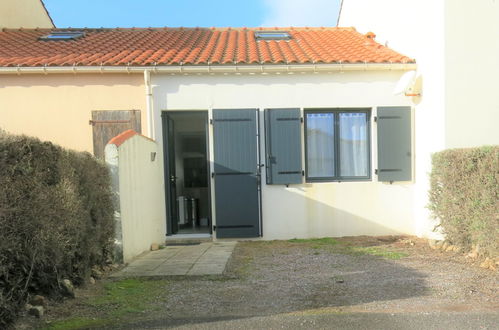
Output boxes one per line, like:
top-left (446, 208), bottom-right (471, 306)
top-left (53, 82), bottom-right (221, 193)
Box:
top-left (305, 109), bottom-right (371, 181)
top-left (255, 31), bottom-right (291, 41)
top-left (39, 31), bottom-right (85, 41)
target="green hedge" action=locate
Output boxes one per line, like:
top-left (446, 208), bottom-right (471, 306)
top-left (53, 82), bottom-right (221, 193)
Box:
top-left (0, 132), bottom-right (114, 327)
top-left (429, 146), bottom-right (498, 256)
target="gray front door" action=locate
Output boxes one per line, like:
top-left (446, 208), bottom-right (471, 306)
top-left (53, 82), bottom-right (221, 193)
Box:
top-left (213, 109), bottom-right (261, 238)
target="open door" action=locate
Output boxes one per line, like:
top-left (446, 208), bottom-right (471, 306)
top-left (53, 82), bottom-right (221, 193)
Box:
top-left (163, 114), bottom-right (178, 235)
top-left (212, 109), bottom-right (262, 238)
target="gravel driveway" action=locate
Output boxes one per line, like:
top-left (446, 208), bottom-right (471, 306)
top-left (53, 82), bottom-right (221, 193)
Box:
top-left (19, 236), bottom-right (498, 329)
top-left (126, 236), bottom-right (498, 329)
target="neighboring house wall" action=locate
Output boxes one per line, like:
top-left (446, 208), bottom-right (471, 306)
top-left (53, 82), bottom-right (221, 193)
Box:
top-left (151, 71), bottom-right (420, 239)
top-left (0, 73), bottom-right (147, 153)
top-left (0, 0), bottom-right (54, 28)
top-left (338, 0), bottom-right (499, 148)
top-left (105, 131), bottom-right (166, 262)
top-left (338, 0), bottom-right (499, 238)
top-left (444, 0), bottom-right (499, 148)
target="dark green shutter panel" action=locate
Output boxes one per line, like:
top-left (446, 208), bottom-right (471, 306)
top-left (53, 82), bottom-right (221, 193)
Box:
top-left (213, 109), bottom-right (261, 238)
top-left (265, 108), bottom-right (302, 184)
top-left (377, 106), bottom-right (412, 182)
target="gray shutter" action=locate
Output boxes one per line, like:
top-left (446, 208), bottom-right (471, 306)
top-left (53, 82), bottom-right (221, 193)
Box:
top-left (265, 108), bottom-right (302, 184)
top-left (377, 106), bottom-right (412, 182)
top-left (213, 109), bottom-right (261, 238)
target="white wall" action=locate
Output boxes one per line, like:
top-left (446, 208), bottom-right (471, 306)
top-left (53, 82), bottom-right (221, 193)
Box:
top-left (338, 0), bottom-right (448, 238)
top-left (106, 134), bottom-right (166, 262)
top-left (444, 0), bottom-right (499, 148)
top-left (151, 71), bottom-right (428, 239)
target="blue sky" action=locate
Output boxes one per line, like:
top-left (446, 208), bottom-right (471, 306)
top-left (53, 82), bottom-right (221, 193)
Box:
top-left (43, 0), bottom-right (341, 28)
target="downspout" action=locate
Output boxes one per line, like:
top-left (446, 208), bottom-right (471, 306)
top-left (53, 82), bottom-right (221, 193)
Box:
top-left (144, 70), bottom-right (155, 139)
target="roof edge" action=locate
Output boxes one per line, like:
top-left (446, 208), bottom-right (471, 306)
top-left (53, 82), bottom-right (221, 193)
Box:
top-left (107, 129), bottom-right (155, 147)
top-left (0, 26), bottom-right (358, 32)
top-left (39, 0), bottom-right (55, 28)
top-left (0, 63), bottom-right (417, 75)
top-left (107, 130), bottom-right (138, 147)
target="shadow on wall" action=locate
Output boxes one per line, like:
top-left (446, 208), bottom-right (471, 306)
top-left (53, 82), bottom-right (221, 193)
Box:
top-left (208, 165), bottom-right (412, 239)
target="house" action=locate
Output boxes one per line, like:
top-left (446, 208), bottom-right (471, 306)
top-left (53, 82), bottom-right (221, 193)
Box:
top-left (338, 0), bottom-right (499, 237)
top-left (0, 26), bottom-right (425, 249)
top-left (0, 0), bottom-right (54, 29)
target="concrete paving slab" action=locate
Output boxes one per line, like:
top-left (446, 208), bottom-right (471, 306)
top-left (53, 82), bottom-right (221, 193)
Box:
top-left (111, 241), bottom-right (237, 277)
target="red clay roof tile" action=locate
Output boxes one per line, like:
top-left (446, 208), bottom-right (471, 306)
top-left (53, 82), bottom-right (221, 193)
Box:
top-left (107, 129), bottom-right (155, 147)
top-left (0, 27), bottom-right (414, 67)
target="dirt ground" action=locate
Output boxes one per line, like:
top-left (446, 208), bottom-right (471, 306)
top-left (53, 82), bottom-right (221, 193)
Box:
top-left (16, 236), bottom-right (499, 329)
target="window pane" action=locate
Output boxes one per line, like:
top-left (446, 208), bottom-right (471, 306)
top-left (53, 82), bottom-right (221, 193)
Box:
top-left (339, 113), bottom-right (368, 177)
top-left (306, 113), bottom-right (335, 177)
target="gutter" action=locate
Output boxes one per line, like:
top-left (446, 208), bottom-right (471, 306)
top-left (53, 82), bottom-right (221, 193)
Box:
top-left (0, 63), bottom-right (416, 75)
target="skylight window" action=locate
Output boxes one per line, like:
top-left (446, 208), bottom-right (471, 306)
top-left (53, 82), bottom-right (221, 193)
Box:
top-left (255, 31), bottom-right (291, 41)
top-left (39, 31), bottom-right (85, 41)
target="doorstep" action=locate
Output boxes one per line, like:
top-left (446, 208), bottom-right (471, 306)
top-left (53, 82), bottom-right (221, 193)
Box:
top-left (110, 241), bottom-right (237, 277)
top-left (164, 233), bottom-right (213, 245)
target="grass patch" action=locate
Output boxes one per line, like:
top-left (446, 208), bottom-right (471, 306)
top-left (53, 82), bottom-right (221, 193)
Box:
top-left (232, 255), bottom-right (254, 278)
top-left (288, 237), bottom-right (407, 259)
top-left (288, 237), bottom-right (339, 249)
top-left (46, 317), bottom-right (111, 330)
top-left (47, 278), bottom-right (168, 329)
top-left (348, 246), bottom-right (408, 260)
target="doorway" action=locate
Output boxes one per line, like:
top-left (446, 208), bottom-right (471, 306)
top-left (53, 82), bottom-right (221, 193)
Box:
top-left (162, 111), bottom-right (211, 235)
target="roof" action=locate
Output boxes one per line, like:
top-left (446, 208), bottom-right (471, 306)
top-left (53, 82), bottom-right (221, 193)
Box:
top-left (0, 27), bottom-right (414, 67)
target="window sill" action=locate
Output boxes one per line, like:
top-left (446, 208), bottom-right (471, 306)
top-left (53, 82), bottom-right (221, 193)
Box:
top-left (305, 177), bottom-right (372, 183)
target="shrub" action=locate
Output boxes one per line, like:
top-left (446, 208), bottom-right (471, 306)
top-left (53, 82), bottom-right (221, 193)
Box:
top-left (0, 133), bottom-right (114, 327)
top-left (429, 146), bottom-right (498, 256)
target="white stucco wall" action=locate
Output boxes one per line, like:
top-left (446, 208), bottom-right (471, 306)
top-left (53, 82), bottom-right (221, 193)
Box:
top-left (444, 0), bottom-right (499, 148)
top-left (150, 71), bottom-right (427, 239)
top-left (106, 134), bottom-right (166, 262)
top-left (338, 0), bottom-right (447, 238)
top-left (338, 0), bottom-right (499, 238)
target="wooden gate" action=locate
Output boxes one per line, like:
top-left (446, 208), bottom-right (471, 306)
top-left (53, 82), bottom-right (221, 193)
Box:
top-left (90, 110), bottom-right (141, 159)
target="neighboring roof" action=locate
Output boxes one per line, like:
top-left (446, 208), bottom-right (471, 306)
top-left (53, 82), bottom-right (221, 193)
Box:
top-left (0, 27), bottom-right (414, 67)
